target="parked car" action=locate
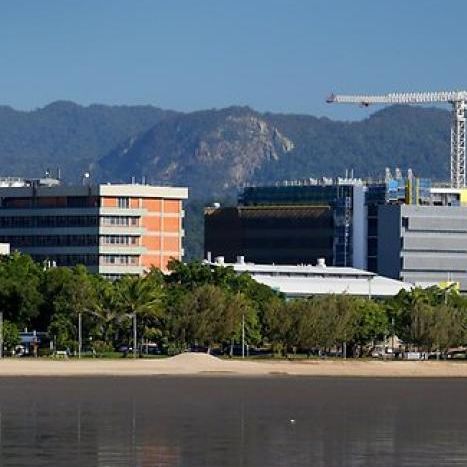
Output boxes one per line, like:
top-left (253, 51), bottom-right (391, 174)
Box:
top-left (371, 346), bottom-right (395, 359)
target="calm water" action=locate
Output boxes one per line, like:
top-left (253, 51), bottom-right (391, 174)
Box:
top-left (0, 376), bottom-right (466, 466)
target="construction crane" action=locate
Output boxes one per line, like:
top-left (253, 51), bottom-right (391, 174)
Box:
top-left (326, 91), bottom-right (467, 188)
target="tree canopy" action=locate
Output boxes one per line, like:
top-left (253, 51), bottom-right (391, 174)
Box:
top-left (0, 254), bottom-right (466, 357)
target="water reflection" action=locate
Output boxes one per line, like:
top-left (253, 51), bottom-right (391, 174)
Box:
top-left (0, 377), bottom-right (466, 466)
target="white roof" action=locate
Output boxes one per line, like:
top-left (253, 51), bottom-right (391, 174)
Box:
top-left (0, 182), bottom-right (188, 200)
top-left (430, 187), bottom-right (461, 194)
top-left (208, 260), bottom-right (412, 297)
top-left (227, 262), bottom-right (375, 278)
top-left (253, 274), bottom-right (412, 298)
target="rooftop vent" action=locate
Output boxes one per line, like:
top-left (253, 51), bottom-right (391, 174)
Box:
top-left (316, 258), bottom-right (326, 268)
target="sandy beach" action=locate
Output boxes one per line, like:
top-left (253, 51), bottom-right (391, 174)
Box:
top-left (0, 353), bottom-right (466, 377)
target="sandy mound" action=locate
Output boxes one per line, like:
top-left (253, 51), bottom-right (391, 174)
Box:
top-left (166, 352), bottom-right (228, 370)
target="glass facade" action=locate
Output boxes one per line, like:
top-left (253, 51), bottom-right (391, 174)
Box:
top-left (0, 196), bottom-right (99, 209)
top-left (241, 185), bottom-right (348, 206)
top-left (239, 184), bottom-right (355, 267)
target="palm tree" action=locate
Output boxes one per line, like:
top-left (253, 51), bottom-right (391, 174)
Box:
top-left (116, 275), bottom-right (164, 358)
top-left (88, 279), bottom-right (123, 346)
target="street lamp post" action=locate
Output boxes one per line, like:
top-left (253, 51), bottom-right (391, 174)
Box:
top-left (133, 313), bottom-right (137, 359)
top-left (241, 314), bottom-right (245, 359)
top-left (0, 311), bottom-right (3, 359)
top-left (368, 276), bottom-right (374, 300)
top-left (78, 312), bottom-right (82, 359)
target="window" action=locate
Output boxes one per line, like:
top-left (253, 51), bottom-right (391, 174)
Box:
top-left (0, 215), bottom-right (98, 228)
top-left (32, 254), bottom-right (98, 266)
top-left (101, 255), bottom-right (139, 266)
top-left (101, 235), bottom-right (139, 246)
top-left (117, 197), bottom-right (130, 209)
top-left (100, 216), bottom-right (139, 227)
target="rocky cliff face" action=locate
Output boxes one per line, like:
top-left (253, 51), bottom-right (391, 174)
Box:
top-left (97, 105), bottom-right (450, 201)
top-left (97, 107), bottom-right (295, 197)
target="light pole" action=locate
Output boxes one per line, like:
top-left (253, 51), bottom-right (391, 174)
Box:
top-left (0, 311), bottom-right (3, 359)
top-left (368, 276), bottom-right (374, 300)
top-left (241, 314), bottom-right (245, 359)
top-left (133, 313), bottom-right (137, 359)
top-left (78, 312), bottom-right (82, 359)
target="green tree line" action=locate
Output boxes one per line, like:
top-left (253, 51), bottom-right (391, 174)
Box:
top-left (0, 253), bottom-right (466, 356)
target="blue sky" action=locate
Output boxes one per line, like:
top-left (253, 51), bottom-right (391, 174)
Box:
top-left (0, 0), bottom-right (465, 119)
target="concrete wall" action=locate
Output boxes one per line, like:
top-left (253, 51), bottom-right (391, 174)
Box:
top-left (352, 185), bottom-right (367, 269)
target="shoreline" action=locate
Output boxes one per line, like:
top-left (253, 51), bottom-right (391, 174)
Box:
top-left (0, 353), bottom-right (466, 377)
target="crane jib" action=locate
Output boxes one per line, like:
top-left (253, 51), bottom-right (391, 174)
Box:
top-left (326, 91), bottom-right (467, 188)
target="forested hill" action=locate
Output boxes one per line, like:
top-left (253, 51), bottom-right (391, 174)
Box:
top-left (0, 101), bottom-right (175, 179)
top-left (97, 105), bottom-right (450, 199)
top-left (0, 101), bottom-right (450, 191)
top-left (0, 101), bottom-right (452, 259)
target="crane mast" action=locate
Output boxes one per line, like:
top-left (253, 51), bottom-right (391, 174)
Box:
top-left (327, 91), bottom-right (467, 188)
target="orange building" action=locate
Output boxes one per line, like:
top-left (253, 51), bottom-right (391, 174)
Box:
top-left (0, 178), bottom-right (188, 278)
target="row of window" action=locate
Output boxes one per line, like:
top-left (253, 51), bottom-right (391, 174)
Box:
top-left (101, 255), bottom-right (139, 266)
top-left (101, 216), bottom-right (139, 227)
top-left (101, 235), bottom-right (139, 246)
top-left (33, 254), bottom-right (99, 266)
top-left (0, 215), bottom-right (143, 228)
top-left (0, 215), bottom-right (99, 228)
top-left (1, 196), bottom-right (100, 209)
top-left (0, 235), bottom-right (99, 247)
top-left (101, 274), bottom-right (127, 281)
top-left (32, 254), bottom-right (141, 267)
top-left (0, 234), bottom-right (142, 247)
top-left (1, 196), bottom-right (133, 209)
top-left (117, 197), bottom-right (130, 208)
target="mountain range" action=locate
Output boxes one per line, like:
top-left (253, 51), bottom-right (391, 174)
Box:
top-left (0, 101), bottom-right (452, 258)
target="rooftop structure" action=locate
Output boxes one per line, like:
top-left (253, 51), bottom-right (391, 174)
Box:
top-left (0, 177), bottom-right (188, 278)
top-left (208, 256), bottom-right (412, 298)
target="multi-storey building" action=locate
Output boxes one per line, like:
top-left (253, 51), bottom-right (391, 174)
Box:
top-left (378, 204), bottom-right (467, 291)
top-left (205, 178), bottom-right (382, 268)
top-left (0, 178), bottom-right (188, 278)
top-left (205, 174), bottom-right (432, 271)
top-left (239, 182), bottom-right (358, 267)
